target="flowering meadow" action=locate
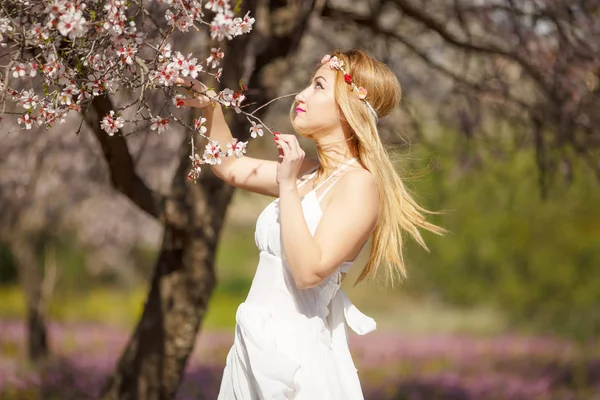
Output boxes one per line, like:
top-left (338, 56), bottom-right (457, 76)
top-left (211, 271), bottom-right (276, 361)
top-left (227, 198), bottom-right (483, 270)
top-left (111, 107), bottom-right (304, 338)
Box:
top-left (1, 320), bottom-right (599, 400)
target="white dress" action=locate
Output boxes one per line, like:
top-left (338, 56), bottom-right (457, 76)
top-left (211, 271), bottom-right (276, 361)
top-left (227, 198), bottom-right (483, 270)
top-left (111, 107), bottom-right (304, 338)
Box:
top-left (217, 158), bottom-right (377, 400)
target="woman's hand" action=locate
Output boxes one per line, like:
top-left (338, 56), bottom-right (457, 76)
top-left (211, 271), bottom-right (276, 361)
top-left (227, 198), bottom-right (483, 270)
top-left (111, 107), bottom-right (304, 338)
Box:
top-left (274, 133), bottom-right (305, 191)
top-left (174, 76), bottom-right (217, 108)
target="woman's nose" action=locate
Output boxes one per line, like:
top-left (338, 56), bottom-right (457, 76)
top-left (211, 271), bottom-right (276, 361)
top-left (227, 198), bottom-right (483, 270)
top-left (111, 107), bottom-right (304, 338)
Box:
top-left (295, 90), bottom-right (307, 105)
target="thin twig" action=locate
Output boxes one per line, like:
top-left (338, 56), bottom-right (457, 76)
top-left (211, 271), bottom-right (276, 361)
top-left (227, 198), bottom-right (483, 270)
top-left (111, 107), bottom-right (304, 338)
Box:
top-left (250, 92), bottom-right (297, 115)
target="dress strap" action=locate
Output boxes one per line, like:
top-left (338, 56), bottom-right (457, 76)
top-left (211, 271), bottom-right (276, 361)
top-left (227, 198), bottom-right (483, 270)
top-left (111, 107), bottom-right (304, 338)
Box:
top-left (296, 163), bottom-right (320, 188)
top-left (314, 158), bottom-right (357, 203)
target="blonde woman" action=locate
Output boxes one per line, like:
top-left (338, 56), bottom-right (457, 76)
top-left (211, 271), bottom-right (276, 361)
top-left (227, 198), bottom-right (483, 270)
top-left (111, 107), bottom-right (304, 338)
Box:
top-left (177, 49), bottom-right (444, 399)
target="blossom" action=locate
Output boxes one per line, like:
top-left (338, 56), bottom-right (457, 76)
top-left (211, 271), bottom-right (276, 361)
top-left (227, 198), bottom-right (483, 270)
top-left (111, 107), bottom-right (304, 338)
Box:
top-left (226, 138), bottom-right (247, 158)
top-left (42, 56), bottom-right (65, 80)
top-left (215, 67), bottom-right (223, 82)
top-left (194, 117), bottom-right (207, 134)
top-left (101, 110), bottom-right (124, 136)
top-left (328, 56), bottom-right (344, 70)
top-left (179, 55), bottom-right (203, 78)
top-left (344, 73), bottom-right (353, 84)
top-left (238, 12), bottom-right (255, 34)
top-left (217, 88), bottom-right (234, 106)
top-left (249, 120), bottom-right (263, 138)
top-left (0, 17), bottom-right (13, 48)
top-left (12, 63), bottom-right (27, 78)
top-left (188, 153), bottom-right (202, 182)
top-left (357, 87), bottom-right (368, 100)
top-left (202, 141), bottom-right (222, 165)
top-left (58, 84), bottom-right (81, 105)
top-left (231, 91), bottom-right (246, 113)
top-left (17, 113), bottom-right (36, 129)
top-left (210, 13), bottom-right (233, 41)
top-left (321, 54), bottom-right (331, 64)
top-left (57, 11), bottom-right (87, 39)
top-left (19, 89), bottom-right (38, 109)
top-left (166, 10), bottom-right (194, 32)
top-left (206, 47), bottom-right (224, 69)
top-left (158, 43), bottom-right (172, 61)
top-left (116, 45), bottom-right (138, 65)
top-left (205, 0), bottom-right (231, 15)
top-left (86, 74), bottom-right (106, 96)
top-left (150, 116), bottom-right (170, 133)
top-left (173, 94), bottom-right (186, 108)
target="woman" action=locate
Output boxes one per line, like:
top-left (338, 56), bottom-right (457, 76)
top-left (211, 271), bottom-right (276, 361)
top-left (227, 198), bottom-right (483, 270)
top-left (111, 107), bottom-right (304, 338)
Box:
top-left (178, 49), bottom-right (444, 399)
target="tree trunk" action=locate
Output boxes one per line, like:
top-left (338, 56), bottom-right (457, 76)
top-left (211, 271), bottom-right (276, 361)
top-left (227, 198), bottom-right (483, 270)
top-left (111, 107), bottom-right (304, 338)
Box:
top-left (12, 238), bottom-right (49, 362)
top-left (83, 92), bottom-right (235, 399)
top-left (100, 196), bottom-right (233, 400)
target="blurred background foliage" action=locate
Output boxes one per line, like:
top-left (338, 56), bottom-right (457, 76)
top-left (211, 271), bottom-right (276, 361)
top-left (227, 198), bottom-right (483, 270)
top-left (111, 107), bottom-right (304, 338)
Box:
top-left (2, 128), bottom-right (598, 340)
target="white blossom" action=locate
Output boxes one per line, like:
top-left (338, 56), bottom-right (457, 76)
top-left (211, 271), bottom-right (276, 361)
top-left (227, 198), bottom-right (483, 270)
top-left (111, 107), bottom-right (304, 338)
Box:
top-left (57, 11), bottom-right (87, 39)
top-left (226, 138), bottom-right (247, 158)
top-left (249, 120), bottom-right (263, 138)
top-left (101, 110), bottom-right (124, 136)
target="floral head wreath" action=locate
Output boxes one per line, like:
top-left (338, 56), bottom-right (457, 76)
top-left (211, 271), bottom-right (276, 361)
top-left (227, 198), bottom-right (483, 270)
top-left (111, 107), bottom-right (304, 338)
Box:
top-left (321, 54), bottom-right (378, 122)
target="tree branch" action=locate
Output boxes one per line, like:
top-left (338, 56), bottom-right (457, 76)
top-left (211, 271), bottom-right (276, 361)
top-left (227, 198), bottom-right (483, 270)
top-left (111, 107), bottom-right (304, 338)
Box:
top-left (388, 0), bottom-right (552, 97)
top-left (83, 95), bottom-right (169, 222)
top-left (320, 3), bottom-right (531, 111)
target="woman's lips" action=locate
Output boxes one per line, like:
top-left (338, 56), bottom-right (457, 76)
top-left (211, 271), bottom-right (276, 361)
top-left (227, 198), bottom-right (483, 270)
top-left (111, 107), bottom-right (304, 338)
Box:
top-left (296, 107), bottom-right (305, 113)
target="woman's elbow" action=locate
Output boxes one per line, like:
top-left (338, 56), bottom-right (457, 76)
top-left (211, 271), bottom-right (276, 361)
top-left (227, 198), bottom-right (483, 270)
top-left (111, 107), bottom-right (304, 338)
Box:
top-left (294, 273), bottom-right (323, 290)
top-left (211, 161), bottom-right (234, 184)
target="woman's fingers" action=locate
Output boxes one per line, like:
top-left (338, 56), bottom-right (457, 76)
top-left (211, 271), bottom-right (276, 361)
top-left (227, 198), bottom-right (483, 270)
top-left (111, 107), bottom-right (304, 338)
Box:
top-left (175, 76), bottom-right (206, 92)
top-left (178, 97), bottom-right (211, 108)
top-left (275, 136), bottom-right (292, 161)
top-left (276, 134), bottom-right (304, 161)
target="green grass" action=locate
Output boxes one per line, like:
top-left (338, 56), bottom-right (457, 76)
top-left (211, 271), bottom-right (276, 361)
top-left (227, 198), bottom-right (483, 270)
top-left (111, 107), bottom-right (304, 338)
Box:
top-left (0, 213), bottom-right (509, 334)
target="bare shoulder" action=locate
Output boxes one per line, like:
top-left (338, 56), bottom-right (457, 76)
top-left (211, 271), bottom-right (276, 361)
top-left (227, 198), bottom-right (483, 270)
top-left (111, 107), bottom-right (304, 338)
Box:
top-left (340, 168), bottom-right (377, 196)
top-left (328, 167), bottom-right (379, 210)
top-left (318, 167), bottom-right (379, 233)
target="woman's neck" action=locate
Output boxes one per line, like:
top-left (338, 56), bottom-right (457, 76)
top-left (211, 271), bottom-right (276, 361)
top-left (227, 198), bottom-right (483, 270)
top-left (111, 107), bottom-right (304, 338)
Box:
top-left (315, 132), bottom-right (355, 167)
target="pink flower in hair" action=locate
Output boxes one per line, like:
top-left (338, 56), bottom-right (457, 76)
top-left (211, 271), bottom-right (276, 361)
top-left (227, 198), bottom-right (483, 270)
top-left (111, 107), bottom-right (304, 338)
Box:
top-left (328, 56), bottom-right (344, 70)
top-left (357, 87), bottom-right (368, 100)
top-left (321, 54), bottom-right (331, 64)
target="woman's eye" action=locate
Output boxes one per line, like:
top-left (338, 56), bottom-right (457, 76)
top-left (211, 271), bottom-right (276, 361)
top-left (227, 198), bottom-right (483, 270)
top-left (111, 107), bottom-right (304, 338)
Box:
top-left (314, 82), bottom-right (323, 89)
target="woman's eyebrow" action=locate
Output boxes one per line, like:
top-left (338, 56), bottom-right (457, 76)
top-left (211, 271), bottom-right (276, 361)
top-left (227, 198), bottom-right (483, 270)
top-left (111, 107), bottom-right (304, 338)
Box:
top-left (313, 75), bottom-right (328, 83)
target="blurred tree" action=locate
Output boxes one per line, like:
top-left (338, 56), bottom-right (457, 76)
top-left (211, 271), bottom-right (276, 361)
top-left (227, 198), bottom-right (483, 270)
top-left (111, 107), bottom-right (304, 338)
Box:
top-left (320, 0), bottom-right (600, 197)
top-left (0, 132), bottom-right (77, 362)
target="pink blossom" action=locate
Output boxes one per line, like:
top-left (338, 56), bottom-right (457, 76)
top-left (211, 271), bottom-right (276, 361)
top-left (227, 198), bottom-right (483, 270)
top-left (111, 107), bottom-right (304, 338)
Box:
top-left (100, 110), bottom-right (124, 136)
top-left (328, 56), bottom-right (344, 70)
top-left (357, 87), bottom-right (368, 100)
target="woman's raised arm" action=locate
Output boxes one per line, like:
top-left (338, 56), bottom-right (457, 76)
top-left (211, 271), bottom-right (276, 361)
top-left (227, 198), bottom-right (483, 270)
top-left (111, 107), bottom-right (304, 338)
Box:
top-left (176, 76), bottom-right (318, 197)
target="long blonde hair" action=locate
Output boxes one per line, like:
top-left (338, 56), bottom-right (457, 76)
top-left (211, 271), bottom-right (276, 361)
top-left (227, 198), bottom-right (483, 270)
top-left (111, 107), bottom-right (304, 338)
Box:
top-left (296, 49), bottom-right (446, 286)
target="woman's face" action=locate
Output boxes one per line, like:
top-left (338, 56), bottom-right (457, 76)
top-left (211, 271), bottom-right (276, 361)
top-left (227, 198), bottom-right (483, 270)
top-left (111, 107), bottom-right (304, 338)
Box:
top-left (292, 65), bottom-right (342, 138)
